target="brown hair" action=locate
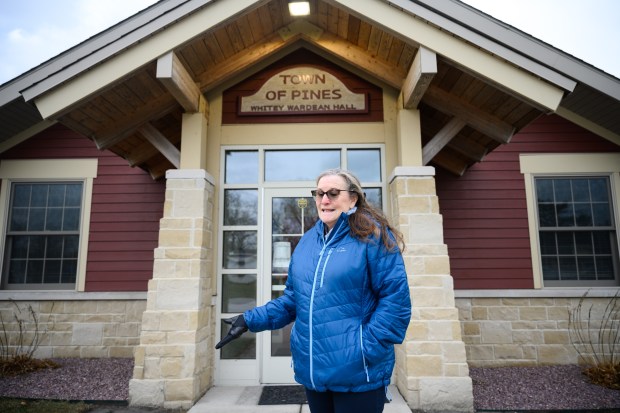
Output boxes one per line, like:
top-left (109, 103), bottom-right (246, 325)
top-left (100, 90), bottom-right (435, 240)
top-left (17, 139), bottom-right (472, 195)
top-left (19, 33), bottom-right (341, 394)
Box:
top-left (316, 168), bottom-right (405, 252)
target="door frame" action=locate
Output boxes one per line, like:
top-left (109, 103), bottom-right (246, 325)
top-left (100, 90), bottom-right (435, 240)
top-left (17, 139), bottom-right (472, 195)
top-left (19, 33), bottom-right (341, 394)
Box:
top-left (260, 187), bottom-right (316, 383)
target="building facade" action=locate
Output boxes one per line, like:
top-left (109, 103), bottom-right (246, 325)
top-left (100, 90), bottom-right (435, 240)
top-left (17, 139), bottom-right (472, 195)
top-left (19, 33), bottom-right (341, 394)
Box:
top-left (0, 0), bottom-right (619, 411)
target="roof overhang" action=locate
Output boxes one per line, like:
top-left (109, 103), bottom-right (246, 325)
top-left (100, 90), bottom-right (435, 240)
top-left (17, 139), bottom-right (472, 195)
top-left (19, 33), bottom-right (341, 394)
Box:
top-left (0, 0), bottom-right (617, 180)
top-left (24, 0), bottom-right (262, 118)
top-left (331, 0), bottom-right (569, 111)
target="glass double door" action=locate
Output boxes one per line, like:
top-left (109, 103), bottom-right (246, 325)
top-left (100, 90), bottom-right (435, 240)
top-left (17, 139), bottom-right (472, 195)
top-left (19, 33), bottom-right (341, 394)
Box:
top-left (261, 188), bottom-right (317, 383)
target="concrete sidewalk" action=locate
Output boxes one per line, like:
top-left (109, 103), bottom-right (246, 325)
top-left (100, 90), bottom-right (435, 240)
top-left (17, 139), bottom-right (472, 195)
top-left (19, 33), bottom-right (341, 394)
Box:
top-left (188, 384), bottom-right (412, 413)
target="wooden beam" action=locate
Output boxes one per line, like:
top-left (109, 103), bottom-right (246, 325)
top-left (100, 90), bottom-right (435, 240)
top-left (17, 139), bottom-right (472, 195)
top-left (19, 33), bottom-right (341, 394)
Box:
top-left (279, 19), bottom-right (324, 42)
top-left (313, 30), bottom-right (405, 89)
top-left (157, 52), bottom-right (202, 113)
top-left (126, 140), bottom-right (161, 168)
top-left (449, 137), bottom-right (488, 162)
top-left (432, 150), bottom-right (468, 176)
top-left (422, 117), bottom-right (466, 165)
top-left (197, 23), bottom-right (405, 93)
top-left (424, 117), bottom-right (488, 162)
top-left (277, 19), bottom-right (405, 89)
top-left (137, 123), bottom-right (180, 168)
top-left (424, 85), bottom-right (515, 143)
top-left (149, 163), bottom-right (170, 181)
top-left (93, 95), bottom-right (178, 150)
top-left (402, 46), bottom-right (437, 109)
top-left (198, 32), bottom-right (297, 91)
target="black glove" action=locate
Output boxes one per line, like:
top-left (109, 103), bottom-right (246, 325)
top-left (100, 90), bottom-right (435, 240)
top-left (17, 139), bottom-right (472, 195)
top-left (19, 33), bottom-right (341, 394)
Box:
top-left (215, 314), bottom-right (248, 349)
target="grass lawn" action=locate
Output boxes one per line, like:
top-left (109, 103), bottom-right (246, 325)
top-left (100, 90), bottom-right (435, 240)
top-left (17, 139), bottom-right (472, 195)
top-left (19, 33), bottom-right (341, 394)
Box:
top-left (0, 398), bottom-right (93, 413)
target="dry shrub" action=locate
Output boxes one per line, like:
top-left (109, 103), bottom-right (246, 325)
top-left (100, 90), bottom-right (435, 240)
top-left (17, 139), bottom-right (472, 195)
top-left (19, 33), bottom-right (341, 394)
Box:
top-left (0, 354), bottom-right (60, 377)
top-left (0, 301), bottom-right (58, 377)
top-left (583, 362), bottom-right (620, 390)
top-left (569, 290), bottom-right (620, 390)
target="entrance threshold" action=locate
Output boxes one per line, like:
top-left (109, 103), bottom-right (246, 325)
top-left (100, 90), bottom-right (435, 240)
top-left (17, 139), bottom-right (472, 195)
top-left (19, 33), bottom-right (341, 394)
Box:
top-left (188, 384), bottom-right (412, 413)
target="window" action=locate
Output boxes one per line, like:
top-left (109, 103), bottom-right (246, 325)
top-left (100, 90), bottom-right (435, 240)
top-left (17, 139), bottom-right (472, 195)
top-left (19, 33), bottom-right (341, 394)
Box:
top-left (0, 159), bottom-right (97, 291)
top-left (265, 150), bottom-right (340, 181)
top-left (3, 183), bottom-right (82, 289)
top-left (521, 154), bottom-right (620, 287)
top-left (263, 148), bottom-right (383, 209)
top-left (535, 177), bottom-right (617, 285)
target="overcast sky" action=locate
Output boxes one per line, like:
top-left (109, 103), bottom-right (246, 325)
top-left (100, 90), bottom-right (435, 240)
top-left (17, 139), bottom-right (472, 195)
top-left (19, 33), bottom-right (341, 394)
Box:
top-left (0, 0), bottom-right (619, 86)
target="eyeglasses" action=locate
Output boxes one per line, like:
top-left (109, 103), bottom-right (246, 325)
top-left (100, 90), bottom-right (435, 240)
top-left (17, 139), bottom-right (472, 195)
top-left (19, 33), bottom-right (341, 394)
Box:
top-left (311, 188), bottom-right (350, 200)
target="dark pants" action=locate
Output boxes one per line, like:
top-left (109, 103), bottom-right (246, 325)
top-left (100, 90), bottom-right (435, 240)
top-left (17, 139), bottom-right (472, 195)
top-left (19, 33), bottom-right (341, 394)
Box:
top-left (305, 387), bottom-right (385, 413)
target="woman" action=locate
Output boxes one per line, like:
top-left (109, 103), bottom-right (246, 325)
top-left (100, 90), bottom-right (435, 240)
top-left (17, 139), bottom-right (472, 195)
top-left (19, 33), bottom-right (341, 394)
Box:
top-left (216, 168), bottom-right (411, 413)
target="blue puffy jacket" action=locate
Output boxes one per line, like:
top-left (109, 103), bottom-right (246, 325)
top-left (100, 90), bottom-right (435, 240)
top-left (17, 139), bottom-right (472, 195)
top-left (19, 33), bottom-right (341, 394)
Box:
top-left (244, 211), bottom-right (411, 392)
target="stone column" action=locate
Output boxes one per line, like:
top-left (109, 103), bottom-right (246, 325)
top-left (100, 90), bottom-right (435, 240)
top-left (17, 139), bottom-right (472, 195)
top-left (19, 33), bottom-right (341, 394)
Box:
top-left (129, 169), bottom-right (215, 410)
top-left (390, 166), bottom-right (474, 413)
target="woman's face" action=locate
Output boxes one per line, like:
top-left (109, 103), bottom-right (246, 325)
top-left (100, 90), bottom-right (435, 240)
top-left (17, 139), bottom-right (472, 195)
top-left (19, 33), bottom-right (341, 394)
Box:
top-left (315, 175), bottom-right (358, 229)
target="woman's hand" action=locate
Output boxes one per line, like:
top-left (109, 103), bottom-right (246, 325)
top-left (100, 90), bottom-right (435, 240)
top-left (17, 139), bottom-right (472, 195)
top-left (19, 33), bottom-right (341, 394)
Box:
top-left (215, 314), bottom-right (248, 349)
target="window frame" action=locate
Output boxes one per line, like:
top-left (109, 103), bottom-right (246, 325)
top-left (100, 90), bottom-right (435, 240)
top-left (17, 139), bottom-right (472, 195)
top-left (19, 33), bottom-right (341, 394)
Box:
top-left (0, 159), bottom-right (97, 291)
top-left (520, 153), bottom-right (620, 288)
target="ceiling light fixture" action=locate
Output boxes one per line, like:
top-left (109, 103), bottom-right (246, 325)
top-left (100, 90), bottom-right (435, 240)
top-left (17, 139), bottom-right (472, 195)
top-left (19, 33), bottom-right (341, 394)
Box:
top-left (288, 1), bottom-right (310, 16)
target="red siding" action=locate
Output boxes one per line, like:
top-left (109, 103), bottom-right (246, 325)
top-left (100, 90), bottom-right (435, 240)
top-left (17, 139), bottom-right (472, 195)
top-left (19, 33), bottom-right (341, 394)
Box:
top-left (1, 124), bottom-right (165, 292)
top-left (436, 115), bottom-right (620, 289)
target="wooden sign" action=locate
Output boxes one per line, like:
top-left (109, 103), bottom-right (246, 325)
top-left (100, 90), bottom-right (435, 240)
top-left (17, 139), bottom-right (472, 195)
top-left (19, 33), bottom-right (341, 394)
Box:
top-left (239, 67), bottom-right (368, 116)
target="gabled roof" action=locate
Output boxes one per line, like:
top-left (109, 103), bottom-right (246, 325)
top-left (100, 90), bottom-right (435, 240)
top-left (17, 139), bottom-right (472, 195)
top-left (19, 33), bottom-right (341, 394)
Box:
top-left (0, 0), bottom-right (618, 179)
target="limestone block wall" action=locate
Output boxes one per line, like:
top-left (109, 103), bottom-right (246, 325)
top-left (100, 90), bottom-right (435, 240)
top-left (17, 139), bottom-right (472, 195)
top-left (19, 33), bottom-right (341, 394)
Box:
top-left (390, 167), bottom-right (474, 413)
top-left (1, 293), bottom-right (614, 371)
top-left (456, 293), bottom-right (619, 367)
top-left (0, 298), bottom-right (145, 359)
top-left (129, 170), bottom-right (216, 410)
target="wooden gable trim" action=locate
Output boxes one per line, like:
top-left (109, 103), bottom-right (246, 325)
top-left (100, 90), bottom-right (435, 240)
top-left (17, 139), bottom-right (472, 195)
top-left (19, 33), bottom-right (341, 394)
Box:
top-left (0, 0), bottom-right (211, 107)
top-left (389, 0), bottom-right (578, 93)
top-left (329, 0), bottom-right (566, 111)
top-left (29, 0), bottom-right (262, 119)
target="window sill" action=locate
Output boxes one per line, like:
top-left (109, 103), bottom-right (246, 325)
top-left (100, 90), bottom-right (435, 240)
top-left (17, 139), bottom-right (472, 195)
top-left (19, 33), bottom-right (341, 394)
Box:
top-left (0, 291), bottom-right (147, 301)
top-left (455, 287), bottom-right (619, 299)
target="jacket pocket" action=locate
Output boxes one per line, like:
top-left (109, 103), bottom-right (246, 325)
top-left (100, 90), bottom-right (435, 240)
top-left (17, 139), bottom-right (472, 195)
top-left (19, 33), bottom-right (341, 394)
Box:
top-left (290, 322), bottom-right (296, 371)
top-left (290, 322), bottom-right (301, 353)
top-left (359, 325), bottom-right (370, 382)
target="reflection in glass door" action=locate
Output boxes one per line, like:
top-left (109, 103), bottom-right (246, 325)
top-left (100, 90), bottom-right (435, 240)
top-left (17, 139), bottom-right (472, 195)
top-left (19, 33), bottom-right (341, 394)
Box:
top-left (262, 188), bottom-right (318, 383)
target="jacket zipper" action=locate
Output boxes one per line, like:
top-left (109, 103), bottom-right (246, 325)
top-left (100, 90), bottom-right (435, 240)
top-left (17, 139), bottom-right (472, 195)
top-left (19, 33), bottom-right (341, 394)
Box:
top-left (309, 219), bottom-right (345, 390)
top-left (308, 247), bottom-right (323, 390)
top-left (360, 325), bottom-right (370, 382)
top-left (319, 248), bottom-right (334, 288)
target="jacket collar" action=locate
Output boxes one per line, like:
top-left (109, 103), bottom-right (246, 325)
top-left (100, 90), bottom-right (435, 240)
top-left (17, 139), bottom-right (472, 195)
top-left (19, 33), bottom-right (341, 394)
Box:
top-left (316, 211), bottom-right (351, 245)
